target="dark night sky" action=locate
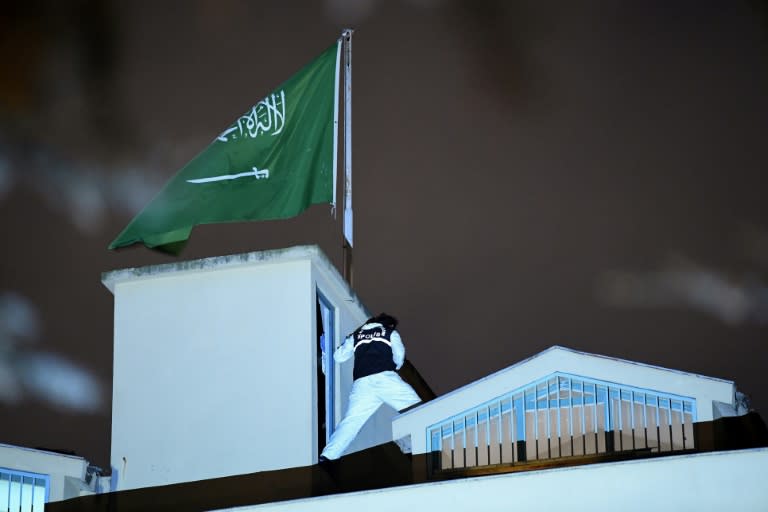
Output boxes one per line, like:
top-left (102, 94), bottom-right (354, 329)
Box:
top-left (1, 1), bottom-right (766, 472)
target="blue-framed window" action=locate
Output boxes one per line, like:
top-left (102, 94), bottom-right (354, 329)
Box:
top-left (428, 372), bottom-right (697, 469)
top-left (0, 467), bottom-right (49, 512)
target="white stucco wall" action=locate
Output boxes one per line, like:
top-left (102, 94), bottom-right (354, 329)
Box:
top-left (104, 245), bottom-right (392, 491)
top-left (393, 346), bottom-right (736, 454)
top-left (109, 257), bottom-right (313, 489)
top-left (0, 443), bottom-right (88, 502)
top-left (224, 448), bottom-right (768, 512)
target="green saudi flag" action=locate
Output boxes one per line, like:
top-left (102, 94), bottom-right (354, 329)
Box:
top-left (109, 40), bottom-right (341, 254)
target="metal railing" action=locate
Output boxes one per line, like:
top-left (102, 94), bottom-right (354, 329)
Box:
top-left (428, 372), bottom-right (697, 471)
top-left (0, 468), bottom-right (48, 512)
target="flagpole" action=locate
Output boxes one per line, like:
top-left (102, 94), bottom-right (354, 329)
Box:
top-left (342, 28), bottom-right (354, 286)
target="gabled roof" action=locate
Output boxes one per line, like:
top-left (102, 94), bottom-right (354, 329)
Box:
top-left (393, 345), bottom-right (735, 454)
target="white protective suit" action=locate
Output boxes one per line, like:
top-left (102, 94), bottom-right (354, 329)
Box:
top-left (320, 322), bottom-right (421, 460)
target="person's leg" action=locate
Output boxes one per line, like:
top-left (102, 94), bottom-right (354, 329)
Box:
top-left (374, 371), bottom-right (421, 412)
top-left (320, 378), bottom-right (383, 460)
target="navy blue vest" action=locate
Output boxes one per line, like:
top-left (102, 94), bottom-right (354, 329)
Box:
top-left (353, 324), bottom-right (396, 380)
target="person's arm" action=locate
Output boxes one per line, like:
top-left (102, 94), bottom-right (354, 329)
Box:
top-left (390, 330), bottom-right (405, 370)
top-left (334, 335), bottom-right (355, 363)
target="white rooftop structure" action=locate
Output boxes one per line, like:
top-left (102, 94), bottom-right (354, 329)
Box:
top-left (0, 443), bottom-right (106, 509)
top-left (393, 345), bottom-right (737, 458)
top-left (100, 245), bottom-right (399, 490)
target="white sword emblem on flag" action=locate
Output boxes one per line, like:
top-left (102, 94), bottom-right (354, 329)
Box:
top-left (187, 167), bottom-right (270, 184)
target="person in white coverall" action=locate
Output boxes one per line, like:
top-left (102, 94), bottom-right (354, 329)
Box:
top-left (319, 313), bottom-right (421, 461)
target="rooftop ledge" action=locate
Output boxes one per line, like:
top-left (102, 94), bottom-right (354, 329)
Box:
top-left (101, 245), bottom-right (362, 307)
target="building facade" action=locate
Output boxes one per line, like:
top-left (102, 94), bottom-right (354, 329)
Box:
top-left (4, 245), bottom-right (767, 511)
